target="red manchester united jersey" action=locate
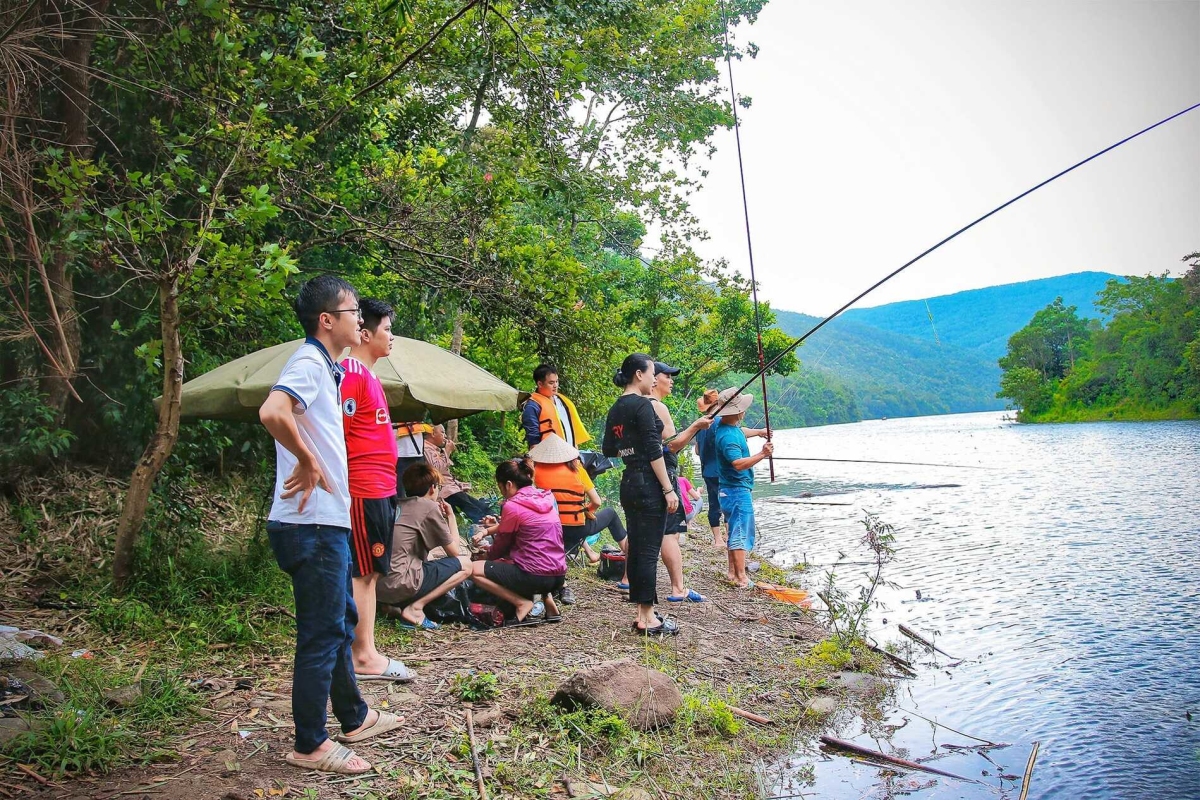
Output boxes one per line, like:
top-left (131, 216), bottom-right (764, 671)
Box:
top-left (339, 357), bottom-right (399, 498)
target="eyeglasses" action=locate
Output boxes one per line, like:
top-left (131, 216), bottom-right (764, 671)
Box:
top-left (328, 307), bottom-right (362, 318)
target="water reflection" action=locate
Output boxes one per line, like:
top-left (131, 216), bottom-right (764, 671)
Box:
top-left (750, 412), bottom-right (1200, 800)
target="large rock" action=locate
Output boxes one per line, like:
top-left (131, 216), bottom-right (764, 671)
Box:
top-left (552, 660), bottom-right (681, 730)
top-left (7, 668), bottom-right (64, 707)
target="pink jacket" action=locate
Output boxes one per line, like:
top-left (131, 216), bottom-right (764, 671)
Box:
top-left (488, 486), bottom-right (567, 576)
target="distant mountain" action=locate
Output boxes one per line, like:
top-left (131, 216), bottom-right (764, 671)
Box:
top-left (772, 271), bottom-right (1122, 420)
top-left (841, 271), bottom-right (1120, 361)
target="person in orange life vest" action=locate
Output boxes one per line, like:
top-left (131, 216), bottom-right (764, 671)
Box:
top-left (339, 298), bottom-right (414, 683)
top-left (530, 434), bottom-right (628, 588)
top-left (521, 363), bottom-right (590, 449)
top-left (648, 361), bottom-right (712, 604)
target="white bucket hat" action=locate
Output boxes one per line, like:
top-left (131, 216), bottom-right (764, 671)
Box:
top-left (528, 433), bottom-right (581, 464)
top-left (714, 387), bottom-right (754, 417)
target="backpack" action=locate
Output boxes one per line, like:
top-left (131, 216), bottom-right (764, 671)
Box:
top-left (596, 546), bottom-right (626, 581)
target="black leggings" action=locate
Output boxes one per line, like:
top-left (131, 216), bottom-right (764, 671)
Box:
top-left (562, 507), bottom-right (628, 554)
top-left (619, 469), bottom-right (667, 605)
top-left (704, 475), bottom-right (724, 528)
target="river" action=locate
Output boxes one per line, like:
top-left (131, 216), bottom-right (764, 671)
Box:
top-left (748, 411), bottom-right (1200, 800)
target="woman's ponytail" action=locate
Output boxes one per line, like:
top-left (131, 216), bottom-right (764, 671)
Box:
top-left (614, 353), bottom-right (652, 389)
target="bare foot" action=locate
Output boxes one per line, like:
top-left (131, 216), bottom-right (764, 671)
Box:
top-left (344, 709), bottom-right (379, 738)
top-left (353, 653), bottom-right (389, 676)
top-left (544, 594), bottom-right (560, 617)
top-left (514, 598), bottom-right (534, 621)
top-left (290, 738), bottom-right (371, 771)
top-left (399, 606), bottom-right (427, 627)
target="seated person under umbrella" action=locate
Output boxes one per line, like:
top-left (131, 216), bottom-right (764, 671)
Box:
top-left (470, 459), bottom-right (566, 624)
top-left (376, 463), bottom-right (472, 630)
top-left (530, 433), bottom-right (628, 568)
top-left (423, 424), bottom-right (495, 523)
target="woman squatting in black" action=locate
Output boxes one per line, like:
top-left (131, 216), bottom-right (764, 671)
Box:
top-left (602, 353), bottom-right (681, 636)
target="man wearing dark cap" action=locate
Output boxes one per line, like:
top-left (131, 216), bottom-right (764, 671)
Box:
top-left (648, 360), bottom-right (713, 603)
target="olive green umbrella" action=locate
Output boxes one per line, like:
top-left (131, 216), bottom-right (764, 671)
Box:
top-left (166, 338), bottom-right (524, 424)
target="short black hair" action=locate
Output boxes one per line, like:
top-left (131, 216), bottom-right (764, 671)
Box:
top-left (402, 462), bottom-right (441, 498)
top-left (533, 363), bottom-right (558, 384)
top-left (294, 275), bottom-right (358, 336)
top-left (360, 298), bottom-right (394, 335)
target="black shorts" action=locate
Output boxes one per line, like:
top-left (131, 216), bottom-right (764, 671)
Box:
top-left (483, 561), bottom-right (565, 600)
top-left (350, 495), bottom-right (397, 578)
top-left (408, 556), bottom-right (464, 604)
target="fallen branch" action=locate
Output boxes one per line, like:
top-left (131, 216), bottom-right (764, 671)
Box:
top-left (1019, 741), bottom-right (1039, 800)
top-left (465, 708), bottom-right (487, 800)
top-left (897, 706), bottom-right (1003, 747)
top-left (13, 765), bottom-right (47, 786)
top-left (865, 643), bottom-right (916, 675)
top-left (819, 736), bottom-right (983, 784)
top-left (898, 624), bottom-right (958, 659)
top-left (728, 706), bottom-right (772, 725)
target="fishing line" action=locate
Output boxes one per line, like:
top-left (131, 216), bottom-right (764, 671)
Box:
top-left (710, 100), bottom-right (1200, 418)
top-left (771, 456), bottom-right (990, 470)
top-left (721, 1), bottom-right (775, 481)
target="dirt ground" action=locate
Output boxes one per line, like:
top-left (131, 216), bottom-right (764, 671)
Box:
top-left (4, 534), bottom-right (845, 800)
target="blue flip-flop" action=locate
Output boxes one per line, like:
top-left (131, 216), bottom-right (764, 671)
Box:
top-left (667, 589), bottom-right (707, 603)
top-left (399, 618), bottom-right (440, 630)
top-left (616, 582), bottom-right (630, 591)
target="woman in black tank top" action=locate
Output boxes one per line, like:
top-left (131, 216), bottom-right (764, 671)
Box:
top-left (602, 353), bottom-right (681, 637)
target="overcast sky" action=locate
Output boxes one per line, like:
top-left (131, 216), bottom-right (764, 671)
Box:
top-left (685, 0), bottom-right (1200, 315)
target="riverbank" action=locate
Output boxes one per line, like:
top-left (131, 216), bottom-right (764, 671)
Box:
top-left (1017, 398), bottom-right (1200, 423)
top-left (0, 469), bottom-right (896, 799)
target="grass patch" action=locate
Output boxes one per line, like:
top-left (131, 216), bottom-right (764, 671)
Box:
top-left (451, 671), bottom-right (500, 702)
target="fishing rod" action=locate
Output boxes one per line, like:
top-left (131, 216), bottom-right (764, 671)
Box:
top-left (709, 100), bottom-right (1200, 420)
top-left (721, 2), bottom-right (775, 481)
top-left (771, 456), bottom-right (990, 470)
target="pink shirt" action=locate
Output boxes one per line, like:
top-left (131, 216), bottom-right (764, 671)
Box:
top-left (487, 486), bottom-right (567, 576)
top-left (678, 476), bottom-right (695, 516)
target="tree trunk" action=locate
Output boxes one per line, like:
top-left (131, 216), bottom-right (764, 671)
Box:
top-left (446, 309), bottom-right (464, 442)
top-left (112, 279), bottom-right (184, 591)
top-left (39, 0), bottom-right (110, 415)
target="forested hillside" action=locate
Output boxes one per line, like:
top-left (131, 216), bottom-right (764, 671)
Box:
top-left (843, 271), bottom-right (1119, 360)
top-left (997, 260), bottom-right (1199, 422)
top-left (772, 310), bottom-right (1005, 419)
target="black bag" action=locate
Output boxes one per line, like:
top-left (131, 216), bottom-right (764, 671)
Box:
top-left (425, 579), bottom-right (507, 630)
top-left (578, 450), bottom-right (616, 480)
top-left (596, 546), bottom-right (626, 581)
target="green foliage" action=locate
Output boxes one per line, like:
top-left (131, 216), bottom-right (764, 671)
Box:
top-left (794, 638), bottom-right (856, 672)
top-left (817, 512), bottom-right (896, 648)
top-left (3, 710), bottom-right (134, 777)
top-left (679, 694), bottom-right (742, 738)
top-left (998, 263), bottom-right (1200, 421)
top-left (451, 671), bottom-right (500, 702)
top-left (0, 388), bottom-right (76, 477)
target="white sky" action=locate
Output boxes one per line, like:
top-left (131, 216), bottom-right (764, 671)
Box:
top-left (685, 0), bottom-right (1200, 315)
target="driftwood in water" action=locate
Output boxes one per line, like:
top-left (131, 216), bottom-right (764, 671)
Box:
top-left (866, 642), bottom-right (917, 676)
top-left (1019, 741), bottom-right (1040, 800)
top-left (898, 624), bottom-right (958, 659)
top-left (819, 736), bottom-right (983, 784)
top-left (897, 705), bottom-right (1004, 747)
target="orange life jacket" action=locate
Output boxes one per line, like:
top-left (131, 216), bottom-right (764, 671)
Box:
top-left (533, 462), bottom-right (589, 528)
top-left (525, 392), bottom-right (592, 447)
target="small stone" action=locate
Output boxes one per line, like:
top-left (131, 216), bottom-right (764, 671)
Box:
top-left (0, 638), bottom-right (43, 661)
top-left (214, 749), bottom-right (240, 773)
top-left (552, 660), bottom-right (682, 730)
top-left (805, 696), bottom-right (839, 716)
top-left (10, 667), bottom-right (65, 707)
top-left (103, 683), bottom-right (144, 708)
top-left (0, 717), bottom-right (43, 744)
top-left (472, 706), bottom-right (503, 728)
top-left (832, 672), bottom-right (887, 695)
top-left (612, 789), bottom-right (654, 800)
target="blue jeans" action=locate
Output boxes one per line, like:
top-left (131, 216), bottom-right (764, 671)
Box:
top-left (267, 522), bottom-right (368, 754)
top-left (718, 487), bottom-right (755, 552)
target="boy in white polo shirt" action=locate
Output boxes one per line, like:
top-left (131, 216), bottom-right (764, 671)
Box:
top-left (259, 275), bottom-right (401, 775)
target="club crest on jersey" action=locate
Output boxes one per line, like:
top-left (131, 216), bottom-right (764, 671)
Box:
top-left (342, 398), bottom-right (356, 416)
top-left (376, 408), bottom-right (390, 425)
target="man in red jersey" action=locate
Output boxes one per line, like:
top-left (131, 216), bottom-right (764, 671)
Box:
top-left (340, 298), bottom-right (413, 682)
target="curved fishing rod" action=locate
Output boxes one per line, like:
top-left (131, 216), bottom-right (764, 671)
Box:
top-left (710, 100), bottom-right (1200, 419)
top-left (721, 1), bottom-right (775, 481)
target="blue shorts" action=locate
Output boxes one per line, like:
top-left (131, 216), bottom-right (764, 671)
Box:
top-left (718, 487), bottom-right (755, 552)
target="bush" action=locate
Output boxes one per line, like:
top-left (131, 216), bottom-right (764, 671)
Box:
top-left (451, 671), bottom-right (500, 702)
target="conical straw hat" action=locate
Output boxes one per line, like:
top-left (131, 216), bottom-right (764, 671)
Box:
top-left (528, 433), bottom-right (580, 464)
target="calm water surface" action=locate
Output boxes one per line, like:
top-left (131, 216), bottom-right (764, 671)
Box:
top-left (749, 411), bottom-right (1200, 800)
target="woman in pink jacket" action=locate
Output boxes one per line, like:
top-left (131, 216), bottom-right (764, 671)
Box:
top-left (471, 459), bottom-right (567, 623)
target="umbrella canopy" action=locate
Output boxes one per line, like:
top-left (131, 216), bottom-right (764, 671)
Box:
top-left (165, 338), bottom-right (524, 424)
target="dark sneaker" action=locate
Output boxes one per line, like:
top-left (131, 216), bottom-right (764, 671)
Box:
top-left (557, 585), bottom-right (576, 605)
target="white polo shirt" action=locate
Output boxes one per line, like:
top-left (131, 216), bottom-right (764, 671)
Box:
top-left (267, 338), bottom-right (352, 529)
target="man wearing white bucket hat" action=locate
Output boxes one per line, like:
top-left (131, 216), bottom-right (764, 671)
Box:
top-left (712, 387), bottom-right (773, 588)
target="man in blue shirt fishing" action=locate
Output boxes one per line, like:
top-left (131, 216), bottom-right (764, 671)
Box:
top-left (712, 387), bottom-right (773, 587)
